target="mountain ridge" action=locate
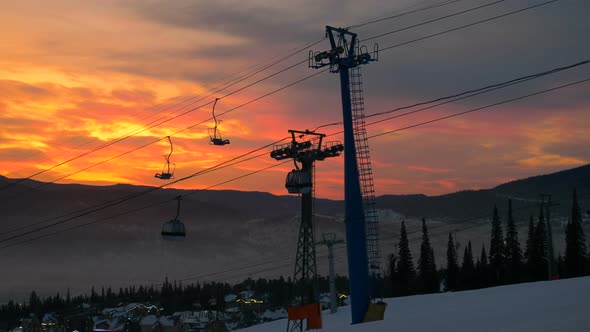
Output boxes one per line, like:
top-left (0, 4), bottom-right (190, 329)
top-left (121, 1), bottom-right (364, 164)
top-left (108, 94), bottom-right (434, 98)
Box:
top-left (0, 165), bottom-right (588, 302)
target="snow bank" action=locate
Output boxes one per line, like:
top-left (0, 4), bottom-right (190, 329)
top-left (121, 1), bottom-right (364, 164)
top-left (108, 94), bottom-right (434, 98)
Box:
top-left (238, 276), bottom-right (590, 331)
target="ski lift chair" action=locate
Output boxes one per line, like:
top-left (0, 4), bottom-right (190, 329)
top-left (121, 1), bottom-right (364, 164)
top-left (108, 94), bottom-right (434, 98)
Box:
top-left (155, 136), bottom-right (176, 180)
top-left (209, 98), bottom-right (231, 146)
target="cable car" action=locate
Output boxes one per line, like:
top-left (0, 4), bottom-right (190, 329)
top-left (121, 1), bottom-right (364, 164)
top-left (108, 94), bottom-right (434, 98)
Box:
top-left (209, 98), bottom-right (230, 146)
top-left (155, 136), bottom-right (176, 180)
top-left (161, 196), bottom-right (186, 240)
top-left (285, 169), bottom-right (312, 194)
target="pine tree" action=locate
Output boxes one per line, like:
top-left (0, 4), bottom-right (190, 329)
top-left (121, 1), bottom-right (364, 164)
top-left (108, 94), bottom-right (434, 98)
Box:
top-left (90, 286), bottom-right (98, 302)
top-left (504, 199), bottom-right (522, 283)
top-left (557, 253), bottom-right (566, 278)
top-left (460, 241), bottom-right (475, 289)
top-left (477, 244), bottom-right (489, 288)
top-left (533, 208), bottom-right (548, 280)
top-left (387, 253), bottom-right (398, 297)
top-left (397, 221), bottom-right (416, 295)
top-left (418, 218), bottom-right (438, 293)
top-left (28, 291), bottom-right (41, 318)
top-left (446, 232), bottom-right (459, 290)
top-left (565, 189), bottom-right (587, 277)
top-left (524, 215), bottom-right (536, 280)
top-left (489, 205), bottom-right (505, 284)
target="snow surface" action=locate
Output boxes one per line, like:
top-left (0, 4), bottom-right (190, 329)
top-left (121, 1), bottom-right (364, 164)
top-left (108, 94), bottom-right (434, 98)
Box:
top-left (238, 276), bottom-right (590, 331)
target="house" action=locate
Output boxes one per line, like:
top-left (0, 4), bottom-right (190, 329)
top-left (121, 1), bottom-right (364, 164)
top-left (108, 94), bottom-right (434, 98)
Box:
top-left (175, 315), bottom-right (200, 332)
top-left (222, 295), bottom-right (238, 314)
top-left (139, 315), bottom-right (159, 332)
top-left (41, 313), bottom-right (64, 332)
top-left (22, 314), bottom-right (41, 332)
top-left (158, 316), bottom-right (180, 332)
top-left (92, 317), bottom-right (126, 332)
top-left (204, 320), bottom-right (227, 332)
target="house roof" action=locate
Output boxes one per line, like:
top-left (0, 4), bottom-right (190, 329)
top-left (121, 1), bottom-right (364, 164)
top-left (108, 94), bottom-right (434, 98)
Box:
top-left (159, 316), bottom-right (177, 327)
top-left (42, 313), bottom-right (58, 323)
top-left (224, 294), bottom-right (238, 303)
top-left (139, 315), bottom-right (158, 326)
top-left (93, 317), bottom-right (126, 331)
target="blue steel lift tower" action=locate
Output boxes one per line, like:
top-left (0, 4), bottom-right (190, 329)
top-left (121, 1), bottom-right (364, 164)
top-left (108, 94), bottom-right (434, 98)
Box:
top-left (271, 130), bottom-right (344, 332)
top-left (310, 26), bottom-right (382, 324)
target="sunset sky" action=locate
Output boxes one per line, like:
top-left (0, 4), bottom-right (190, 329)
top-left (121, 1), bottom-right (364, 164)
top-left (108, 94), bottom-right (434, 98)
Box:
top-left (1, 0), bottom-right (589, 200)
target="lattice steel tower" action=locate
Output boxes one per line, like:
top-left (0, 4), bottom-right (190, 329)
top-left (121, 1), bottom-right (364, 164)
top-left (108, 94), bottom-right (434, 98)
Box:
top-left (270, 130), bottom-right (344, 332)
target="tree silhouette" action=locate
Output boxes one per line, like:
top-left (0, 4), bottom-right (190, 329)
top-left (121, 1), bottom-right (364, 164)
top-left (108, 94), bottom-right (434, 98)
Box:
top-left (461, 241), bottom-right (475, 289)
top-left (533, 208), bottom-right (548, 280)
top-left (489, 205), bottom-right (505, 284)
top-left (397, 221), bottom-right (416, 295)
top-left (418, 218), bottom-right (438, 293)
top-left (565, 189), bottom-right (587, 277)
top-left (504, 199), bottom-right (522, 283)
top-left (446, 232), bottom-right (460, 290)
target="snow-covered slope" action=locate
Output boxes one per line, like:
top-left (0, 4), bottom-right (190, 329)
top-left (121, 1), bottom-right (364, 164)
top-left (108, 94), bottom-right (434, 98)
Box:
top-left (239, 276), bottom-right (590, 331)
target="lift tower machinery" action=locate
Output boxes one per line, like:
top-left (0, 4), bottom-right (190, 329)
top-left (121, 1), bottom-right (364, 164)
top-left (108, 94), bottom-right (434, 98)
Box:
top-left (271, 130), bottom-right (344, 332)
top-left (310, 26), bottom-right (384, 324)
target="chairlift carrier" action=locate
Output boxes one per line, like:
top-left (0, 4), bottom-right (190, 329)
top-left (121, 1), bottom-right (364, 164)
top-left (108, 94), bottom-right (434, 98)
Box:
top-left (155, 136), bottom-right (176, 180)
top-left (209, 98), bottom-right (230, 146)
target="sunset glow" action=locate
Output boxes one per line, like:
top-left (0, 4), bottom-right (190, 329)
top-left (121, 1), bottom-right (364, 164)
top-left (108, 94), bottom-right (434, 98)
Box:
top-left (1, 0), bottom-right (589, 199)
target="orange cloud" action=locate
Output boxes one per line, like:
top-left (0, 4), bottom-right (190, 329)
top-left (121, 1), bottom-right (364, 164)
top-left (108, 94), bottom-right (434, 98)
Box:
top-left (518, 154), bottom-right (587, 168)
top-left (408, 165), bottom-right (453, 173)
top-left (1, 2), bottom-right (589, 200)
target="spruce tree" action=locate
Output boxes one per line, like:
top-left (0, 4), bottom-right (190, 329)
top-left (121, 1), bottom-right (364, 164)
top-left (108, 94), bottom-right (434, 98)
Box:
top-left (504, 199), bottom-right (522, 283)
top-left (446, 232), bottom-right (459, 290)
top-left (418, 218), bottom-right (438, 293)
top-left (557, 253), bottom-right (566, 278)
top-left (461, 241), bottom-right (475, 289)
top-left (565, 189), bottom-right (587, 277)
top-left (397, 221), bottom-right (416, 295)
top-left (387, 253), bottom-right (398, 297)
top-left (533, 208), bottom-right (548, 281)
top-left (524, 215), bottom-right (536, 280)
top-left (478, 244), bottom-right (489, 288)
top-left (489, 205), bottom-right (505, 284)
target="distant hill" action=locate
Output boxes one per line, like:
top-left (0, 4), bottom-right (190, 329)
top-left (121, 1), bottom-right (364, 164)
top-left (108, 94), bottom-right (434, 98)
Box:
top-left (0, 165), bottom-right (588, 302)
top-left (3, 164), bottom-right (588, 222)
top-left (377, 164), bottom-right (590, 219)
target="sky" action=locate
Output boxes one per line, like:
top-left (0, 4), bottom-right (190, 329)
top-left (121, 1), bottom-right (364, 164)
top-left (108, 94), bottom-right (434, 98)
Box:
top-left (1, 0), bottom-right (589, 200)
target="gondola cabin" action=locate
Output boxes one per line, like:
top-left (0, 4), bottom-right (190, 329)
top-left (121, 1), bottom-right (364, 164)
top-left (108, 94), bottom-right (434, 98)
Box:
top-left (285, 169), bottom-right (312, 194)
top-left (161, 219), bottom-right (186, 240)
top-left (161, 195), bottom-right (185, 240)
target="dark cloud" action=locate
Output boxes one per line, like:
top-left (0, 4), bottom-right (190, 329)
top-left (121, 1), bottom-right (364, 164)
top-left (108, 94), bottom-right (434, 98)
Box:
top-left (111, 88), bottom-right (156, 104)
top-left (99, 0), bottom-right (588, 101)
top-left (134, 1), bottom-right (321, 45)
top-left (358, 0), bottom-right (590, 104)
top-left (543, 140), bottom-right (590, 162)
top-left (0, 147), bottom-right (45, 160)
top-left (0, 80), bottom-right (53, 100)
top-left (0, 117), bottom-right (49, 129)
